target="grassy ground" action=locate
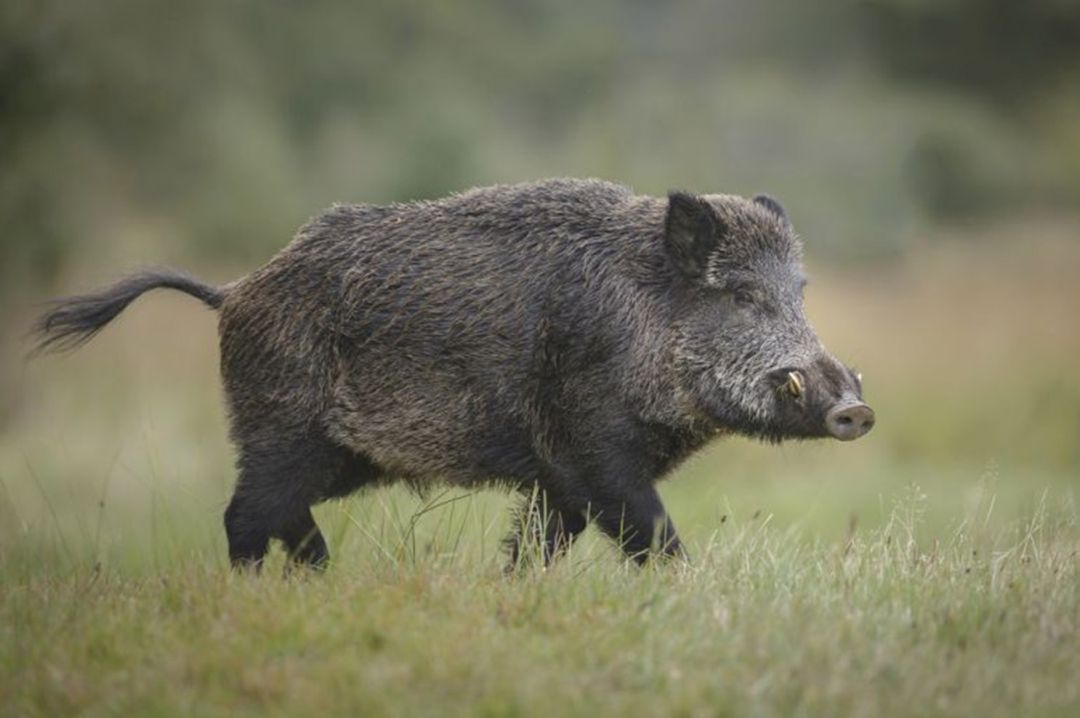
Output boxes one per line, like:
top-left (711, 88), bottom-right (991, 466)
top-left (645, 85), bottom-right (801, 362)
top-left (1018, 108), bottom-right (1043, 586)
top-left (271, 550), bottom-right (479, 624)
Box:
top-left (3, 495), bottom-right (1078, 718)
top-left (2, 223), bottom-right (1079, 716)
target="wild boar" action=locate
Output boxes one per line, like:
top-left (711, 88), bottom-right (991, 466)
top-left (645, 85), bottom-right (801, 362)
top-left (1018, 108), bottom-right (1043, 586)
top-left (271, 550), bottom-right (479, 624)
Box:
top-left (34, 179), bottom-right (874, 569)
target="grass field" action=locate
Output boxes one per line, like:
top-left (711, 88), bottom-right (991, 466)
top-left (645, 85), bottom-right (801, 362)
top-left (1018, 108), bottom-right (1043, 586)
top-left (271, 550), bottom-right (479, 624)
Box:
top-left (2, 222), bottom-right (1079, 717)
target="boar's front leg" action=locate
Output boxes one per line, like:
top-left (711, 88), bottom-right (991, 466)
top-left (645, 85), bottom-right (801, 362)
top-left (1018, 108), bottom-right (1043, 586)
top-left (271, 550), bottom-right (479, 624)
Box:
top-left (591, 483), bottom-right (686, 564)
top-left (504, 490), bottom-right (588, 570)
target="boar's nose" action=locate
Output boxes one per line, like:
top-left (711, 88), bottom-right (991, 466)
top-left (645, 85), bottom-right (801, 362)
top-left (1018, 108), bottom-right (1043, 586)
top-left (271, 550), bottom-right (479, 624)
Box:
top-left (825, 402), bottom-right (875, 441)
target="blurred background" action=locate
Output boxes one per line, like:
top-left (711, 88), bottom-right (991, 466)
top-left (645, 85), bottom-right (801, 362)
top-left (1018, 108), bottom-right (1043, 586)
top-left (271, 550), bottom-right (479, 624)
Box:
top-left (2, 0), bottom-right (1078, 568)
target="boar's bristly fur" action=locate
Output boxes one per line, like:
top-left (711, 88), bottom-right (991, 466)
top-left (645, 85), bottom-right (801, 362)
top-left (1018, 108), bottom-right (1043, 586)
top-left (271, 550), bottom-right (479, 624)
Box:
top-left (33, 178), bottom-right (873, 570)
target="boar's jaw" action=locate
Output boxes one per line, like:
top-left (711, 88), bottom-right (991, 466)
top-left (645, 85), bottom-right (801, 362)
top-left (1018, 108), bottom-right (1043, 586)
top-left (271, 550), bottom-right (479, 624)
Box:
top-left (757, 357), bottom-right (874, 442)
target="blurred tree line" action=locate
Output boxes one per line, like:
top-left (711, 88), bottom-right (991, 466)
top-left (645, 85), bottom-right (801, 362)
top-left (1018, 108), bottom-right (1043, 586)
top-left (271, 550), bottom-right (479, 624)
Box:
top-left (3, 0), bottom-right (1079, 298)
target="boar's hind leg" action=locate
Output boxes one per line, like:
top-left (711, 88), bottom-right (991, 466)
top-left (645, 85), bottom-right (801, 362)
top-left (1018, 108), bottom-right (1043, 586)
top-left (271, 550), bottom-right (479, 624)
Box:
top-left (279, 506), bottom-right (329, 569)
top-left (225, 431), bottom-right (382, 570)
top-left (224, 491), bottom-right (272, 569)
top-left (592, 484), bottom-right (686, 565)
top-left (504, 491), bottom-right (588, 570)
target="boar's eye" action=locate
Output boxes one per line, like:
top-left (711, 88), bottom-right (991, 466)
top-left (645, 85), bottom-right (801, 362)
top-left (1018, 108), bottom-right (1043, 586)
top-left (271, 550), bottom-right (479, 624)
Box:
top-left (732, 289), bottom-right (755, 307)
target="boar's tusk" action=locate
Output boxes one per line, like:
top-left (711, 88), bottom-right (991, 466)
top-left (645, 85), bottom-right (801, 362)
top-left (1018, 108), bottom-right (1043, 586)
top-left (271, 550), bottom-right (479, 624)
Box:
top-left (786, 371), bottom-right (803, 397)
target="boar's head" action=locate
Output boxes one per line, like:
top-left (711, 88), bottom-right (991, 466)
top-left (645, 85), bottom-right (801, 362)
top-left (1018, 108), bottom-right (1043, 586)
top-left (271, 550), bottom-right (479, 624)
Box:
top-left (664, 191), bottom-right (874, 443)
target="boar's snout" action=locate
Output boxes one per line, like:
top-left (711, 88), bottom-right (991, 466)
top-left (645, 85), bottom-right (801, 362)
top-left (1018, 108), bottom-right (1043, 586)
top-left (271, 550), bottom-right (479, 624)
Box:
top-left (766, 358), bottom-right (875, 441)
top-left (825, 402), bottom-right (875, 441)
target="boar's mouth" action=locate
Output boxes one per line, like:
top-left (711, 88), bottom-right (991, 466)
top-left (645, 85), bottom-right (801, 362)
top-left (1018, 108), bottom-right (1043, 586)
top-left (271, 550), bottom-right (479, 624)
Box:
top-left (764, 366), bottom-right (809, 400)
top-left (761, 366), bottom-right (875, 442)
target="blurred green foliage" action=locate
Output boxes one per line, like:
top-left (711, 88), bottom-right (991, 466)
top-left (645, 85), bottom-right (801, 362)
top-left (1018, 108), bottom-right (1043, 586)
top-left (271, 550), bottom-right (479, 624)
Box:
top-left (2, 0), bottom-right (1079, 297)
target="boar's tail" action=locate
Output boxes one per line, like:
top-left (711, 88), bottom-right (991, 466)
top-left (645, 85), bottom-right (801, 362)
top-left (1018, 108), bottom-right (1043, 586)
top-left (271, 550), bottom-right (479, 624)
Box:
top-left (30, 269), bottom-right (225, 355)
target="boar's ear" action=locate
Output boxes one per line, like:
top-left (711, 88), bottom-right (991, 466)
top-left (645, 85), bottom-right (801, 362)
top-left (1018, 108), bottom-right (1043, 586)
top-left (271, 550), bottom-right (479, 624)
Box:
top-left (665, 191), bottom-right (724, 279)
top-left (753, 194), bottom-right (791, 229)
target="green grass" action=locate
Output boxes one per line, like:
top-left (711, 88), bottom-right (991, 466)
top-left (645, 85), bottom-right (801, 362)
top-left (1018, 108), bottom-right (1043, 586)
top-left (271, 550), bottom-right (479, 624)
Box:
top-left (2, 486), bottom-right (1078, 718)
top-left (3, 233), bottom-right (1080, 716)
